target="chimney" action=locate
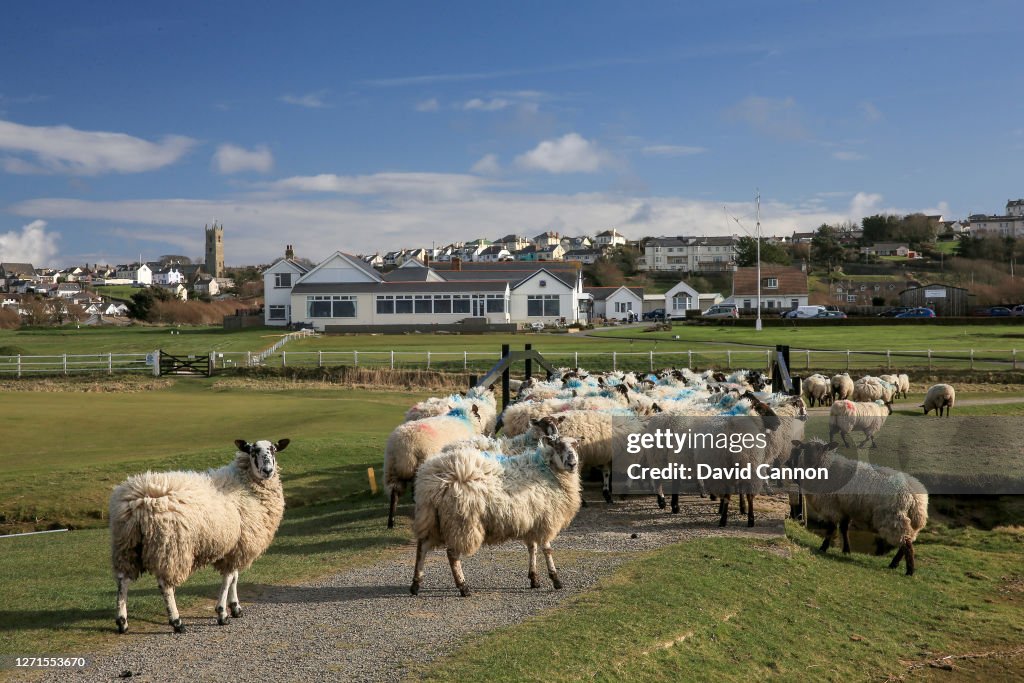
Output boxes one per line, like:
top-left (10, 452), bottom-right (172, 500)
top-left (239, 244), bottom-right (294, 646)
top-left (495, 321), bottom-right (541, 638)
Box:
top-left (452, 256), bottom-right (462, 271)
top-left (423, 252), bottom-right (431, 267)
top-left (285, 244), bottom-right (294, 259)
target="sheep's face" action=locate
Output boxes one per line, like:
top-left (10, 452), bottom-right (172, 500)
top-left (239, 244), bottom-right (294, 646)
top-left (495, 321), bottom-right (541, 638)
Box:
top-left (787, 439), bottom-right (838, 469)
top-left (542, 435), bottom-right (579, 473)
top-left (235, 439), bottom-right (290, 480)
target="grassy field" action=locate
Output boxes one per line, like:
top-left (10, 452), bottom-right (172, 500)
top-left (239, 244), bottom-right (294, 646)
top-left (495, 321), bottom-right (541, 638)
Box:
top-left (91, 285), bottom-right (141, 302)
top-left (0, 326), bottom-right (285, 357)
top-left (2, 377), bottom-right (1023, 678)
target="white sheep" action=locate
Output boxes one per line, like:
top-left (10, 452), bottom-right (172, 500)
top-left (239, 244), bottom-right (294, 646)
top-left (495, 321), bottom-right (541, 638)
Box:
top-left (921, 383), bottom-right (955, 416)
top-left (831, 373), bottom-right (854, 402)
top-left (852, 376), bottom-right (895, 405)
top-left (409, 434), bottom-right (582, 596)
top-left (384, 395), bottom-right (496, 529)
top-left (829, 399), bottom-right (890, 448)
top-left (788, 438), bottom-right (929, 575)
top-left (896, 373), bottom-right (911, 400)
top-left (109, 439), bottom-right (289, 634)
top-left (801, 374), bottom-right (832, 407)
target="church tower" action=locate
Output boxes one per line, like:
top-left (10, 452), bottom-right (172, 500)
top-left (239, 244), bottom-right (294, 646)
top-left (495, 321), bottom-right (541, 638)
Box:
top-left (204, 222), bottom-right (225, 278)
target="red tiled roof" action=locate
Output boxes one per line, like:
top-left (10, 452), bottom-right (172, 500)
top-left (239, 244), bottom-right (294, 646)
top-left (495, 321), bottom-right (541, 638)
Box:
top-left (732, 267), bottom-right (808, 295)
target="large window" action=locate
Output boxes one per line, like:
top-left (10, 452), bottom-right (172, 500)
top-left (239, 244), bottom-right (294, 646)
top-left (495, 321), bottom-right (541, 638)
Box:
top-left (306, 295), bottom-right (356, 318)
top-left (376, 296), bottom-right (394, 314)
top-left (527, 295), bottom-right (560, 316)
top-left (274, 273), bottom-right (292, 288)
top-left (614, 301), bottom-right (633, 313)
top-left (415, 295), bottom-right (432, 314)
top-left (486, 295), bottom-right (505, 313)
top-left (453, 295), bottom-right (471, 314)
top-left (395, 295), bottom-right (413, 314)
top-left (433, 295), bottom-right (452, 313)
top-left (268, 305), bottom-right (286, 320)
top-left (673, 293), bottom-right (690, 310)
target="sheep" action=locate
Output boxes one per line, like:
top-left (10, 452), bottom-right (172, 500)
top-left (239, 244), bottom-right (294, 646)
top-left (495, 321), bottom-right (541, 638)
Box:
top-left (921, 383), bottom-right (955, 416)
top-left (788, 438), bottom-right (928, 575)
top-left (829, 399), bottom-right (890, 448)
top-left (409, 434), bottom-right (582, 596)
top-left (801, 374), bottom-right (832, 407)
top-left (852, 376), bottom-right (896, 405)
top-left (384, 396), bottom-right (496, 529)
top-left (896, 373), bottom-right (911, 400)
top-left (109, 438), bottom-right (289, 634)
top-left (831, 373), bottom-right (854, 402)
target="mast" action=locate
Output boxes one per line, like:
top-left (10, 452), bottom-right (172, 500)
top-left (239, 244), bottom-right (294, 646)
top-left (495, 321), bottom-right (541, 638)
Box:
top-left (755, 190), bottom-right (762, 331)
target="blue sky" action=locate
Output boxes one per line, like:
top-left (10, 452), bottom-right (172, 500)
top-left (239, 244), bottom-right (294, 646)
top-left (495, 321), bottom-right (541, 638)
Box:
top-left (1, 1), bottom-right (1021, 267)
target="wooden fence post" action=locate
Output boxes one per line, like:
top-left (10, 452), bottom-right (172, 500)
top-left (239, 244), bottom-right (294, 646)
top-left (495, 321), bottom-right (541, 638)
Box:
top-left (282, 351), bottom-right (287, 367)
top-left (928, 349), bottom-right (932, 371)
top-left (390, 350), bottom-right (395, 369)
top-left (649, 350), bottom-right (654, 372)
top-left (726, 350), bottom-right (731, 369)
top-left (108, 352), bottom-right (113, 374)
top-left (524, 343), bottom-right (533, 382)
top-left (354, 350), bottom-right (359, 367)
top-left (501, 344), bottom-right (511, 410)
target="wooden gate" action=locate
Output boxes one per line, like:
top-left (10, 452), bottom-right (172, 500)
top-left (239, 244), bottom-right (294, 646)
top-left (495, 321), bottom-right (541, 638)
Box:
top-left (157, 350), bottom-right (213, 377)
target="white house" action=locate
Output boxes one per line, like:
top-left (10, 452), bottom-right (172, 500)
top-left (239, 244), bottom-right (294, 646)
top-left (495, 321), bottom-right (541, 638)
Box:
top-left (639, 236), bottom-right (737, 272)
top-left (664, 281), bottom-right (701, 317)
top-left (594, 229), bottom-right (626, 249)
top-left (565, 249), bottom-right (600, 265)
top-left (585, 286), bottom-right (643, 321)
top-left (476, 245), bottom-right (512, 262)
top-left (111, 263), bottom-right (153, 285)
top-left (152, 266), bottom-right (186, 286)
top-left (723, 267), bottom-right (809, 313)
top-left (532, 231), bottom-right (561, 248)
top-left (263, 254), bottom-right (312, 326)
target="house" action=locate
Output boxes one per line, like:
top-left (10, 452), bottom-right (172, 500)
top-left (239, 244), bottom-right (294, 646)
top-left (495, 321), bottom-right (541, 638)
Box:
top-left (831, 279), bottom-right (903, 306)
top-left (870, 242), bottom-right (911, 257)
top-left (476, 245), bottom-right (512, 262)
top-left (639, 236), bottom-right (738, 272)
top-left (52, 282), bottom-right (83, 299)
top-left (724, 266), bottom-right (809, 313)
top-left (361, 253), bottom-right (385, 269)
top-left (157, 283), bottom-right (188, 301)
top-left (382, 250), bottom-right (407, 267)
top-left (1, 262), bottom-right (36, 289)
top-left (584, 286), bottom-right (644, 320)
top-left (104, 301), bottom-right (130, 316)
top-left (192, 274), bottom-right (220, 296)
top-left (536, 244), bottom-right (565, 261)
top-left (564, 249), bottom-right (601, 265)
top-left (152, 266), bottom-right (186, 286)
top-left (275, 253), bottom-right (586, 331)
top-left (532, 231), bottom-right (561, 248)
top-left (594, 229), bottom-right (626, 249)
top-left (111, 263), bottom-right (153, 285)
top-left (262, 250), bottom-right (312, 326)
top-left (663, 281), bottom-right (701, 317)
top-left (561, 236), bottom-right (593, 251)
top-left (36, 269), bottom-right (60, 285)
top-left (790, 231), bottom-right (816, 244)
top-left (968, 200), bottom-right (1024, 237)
top-left (493, 234), bottom-right (531, 252)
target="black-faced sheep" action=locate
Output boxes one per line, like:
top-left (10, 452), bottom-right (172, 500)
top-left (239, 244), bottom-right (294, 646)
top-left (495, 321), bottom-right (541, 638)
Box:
top-left (410, 434), bottom-right (582, 596)
top-left (109, 439), bottom-right (289, 633)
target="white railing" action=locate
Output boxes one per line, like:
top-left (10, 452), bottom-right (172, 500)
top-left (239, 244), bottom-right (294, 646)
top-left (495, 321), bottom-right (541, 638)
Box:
top-left (0, 353), bottom-right (151, 376)
top-left (248, 328), bottom-right (317, 366)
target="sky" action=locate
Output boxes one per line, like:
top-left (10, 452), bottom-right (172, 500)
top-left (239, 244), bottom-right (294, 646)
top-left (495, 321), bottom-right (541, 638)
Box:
top-left (1, 1), bottom-right (1022, 268)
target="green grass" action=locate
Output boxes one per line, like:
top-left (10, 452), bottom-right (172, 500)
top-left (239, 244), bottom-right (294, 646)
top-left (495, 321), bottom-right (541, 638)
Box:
top-left (423, 524), bottom-right (1024, 682)
top-left (92, 285), bottom-right (141, 302)
top-left (0, 326), bottom-right (285, 357)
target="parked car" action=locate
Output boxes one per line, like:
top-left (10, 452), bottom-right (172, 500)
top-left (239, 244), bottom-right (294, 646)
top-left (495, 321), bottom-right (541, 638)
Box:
top-left (644, 308), bottom-right (666, 320)
top-left (877, 306), bottom-right (912, 317)
top-left (702, 304), bottom-right (739, 319)
top-left (1012, 305), bottom-right (1024, 317)
top-left (815, 310), bottom-right (847, 319)
top-left (782, 305), bottom-right (828, 319)
top-left (987, 306), bottom-right (1012, 317)
top-left (529, 321), bottom-right (545, 331)
top-left (895, 307), bottom-right (936, 318)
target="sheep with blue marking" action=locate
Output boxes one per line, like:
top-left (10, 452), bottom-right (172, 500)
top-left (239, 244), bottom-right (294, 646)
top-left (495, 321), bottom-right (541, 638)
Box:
top-left (384, 392), bottom-right (497, 529)
top-left (109, 439), bottom-right (289, 634)
top-left (410, 433), bottom-right (582, 596)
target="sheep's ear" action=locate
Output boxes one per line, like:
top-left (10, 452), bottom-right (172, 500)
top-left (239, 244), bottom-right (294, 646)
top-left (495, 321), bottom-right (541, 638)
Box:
top-left (235, 439), bottom-right (251, 453)
top-left (652, 402), bottom-right (663, 413)
top-left (553, 414), bottom-right (567, 424)
top-left (790, 439), bottom-right (803, 447)
top-left (276, 439), bottom-right (290, 452)
top-left (472, 404), bottom-right (480, 417)
top-left (541, 434), bottom-right (556, 447)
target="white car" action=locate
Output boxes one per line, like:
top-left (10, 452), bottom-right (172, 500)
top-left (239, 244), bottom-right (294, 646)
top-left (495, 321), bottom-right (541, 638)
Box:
top-left (529, 321), bottom-right (545, 331)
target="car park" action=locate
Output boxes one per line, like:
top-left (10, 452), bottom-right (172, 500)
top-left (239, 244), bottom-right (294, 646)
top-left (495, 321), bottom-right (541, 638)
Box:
top-left (895, 307), bottom-right (936, 318)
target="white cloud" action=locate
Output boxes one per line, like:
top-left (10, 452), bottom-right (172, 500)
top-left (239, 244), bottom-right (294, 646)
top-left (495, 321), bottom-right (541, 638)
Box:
top-left (268, 172), bottom-right (500, 199)
top-left (642, 145), bottom-right (707, 157)
top-left (832, 150), bottom-right (866, 161)
top-left (212, 144), bottom-right (274, 174)
top-left (0, 119), bottom-right (195, 175)
top-left (414, 98), bottom-right (440, 112)
top-left (463, 98), bottom-right (511, 112)
top-left (515, 133), bottom-right (609, 173)
top-left (0, 219), bottom-right (59, 264)
top-left (725, 96), bottom-right (807, 139)
top-left (471, 154), bottom-right (501, 175)
top-left (279, 90), bottom-right (330, 108)
top-left (859, 101), bottom-right (882, 123)
top-left (848, 192), bottom-right (885, 219)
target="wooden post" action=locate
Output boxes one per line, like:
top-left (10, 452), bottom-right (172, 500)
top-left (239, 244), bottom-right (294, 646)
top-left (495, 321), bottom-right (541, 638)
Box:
top-left (574, 350), bottom-right (578, 368)
top-left (390, 350), bottom-right (395, 369)
top-left (970, 349), bottom-right (974, 370)
top-left (846, 349), bottom-right (851, 370)
top-left (63, 353), bottom-right (68, 375)
top-left (108, 352), bottom-right (113, 374)
top-left (17, 354), bottom-right (21, 378)
top-left (928, 349), bottom-right (932, 371)
top-left (282, 351), bottom-right (287, 367)
top-left (318, 350), bottom-right (323, 368)
top-left (367, 468), bottom-right (378, 495)
top-left (426, 351), bottom-right (431, 369)
top-left (649, 350), bottom-right (654, 372)
top-left (726, 350), bottom-right (731, 369)
top-left (612, 351), bottom-right (617, 371)
top-left (806, 349), bottom-right (810, 369)
top-left (887, 349), bottom-right (891, 369)
top-left (354, 350), bottom-right (359, 367)
top-left (469, 374), bottom-right (477, 390)
top-left (464, 350), bottom-right (468, 370)
top-left (524, 343), bottom-right (533, 382)
top-left (1014, 349), bottom-right (1018, 370)
top-left (501, 344), bottom-right (511, 410)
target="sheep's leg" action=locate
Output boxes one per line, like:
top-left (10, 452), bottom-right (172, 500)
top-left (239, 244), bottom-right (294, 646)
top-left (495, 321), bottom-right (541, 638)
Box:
top-left (215, 572), bottom-right (233, 625)
top-left (888, 544), bottom-right (907, 570)
top-left (746, 494), bottom-right (755, 528)
top-left (904, 540), bottom-right (916, 576)
top-left (738, 494), bottom-right (747, 515)
top-left (580, 490), bottom-right (588, 507)
top-left (410, 539), bottom-right (427, 595)
top-left (527, 542), bottom-right (541, 588)
top-left (447, 548), bottom-right (470, 597)
top-left (670, 493), bottom-right (680, 514)
top-left (839, 518), bottom-right (852, 554)
top-left (656, 483), bottom-right (666, 509)
top-left (387, 489), bottom-right (399, 529)
top-left (819, 521), bottom-right (837, 554)
top-left (115, 573), bottom-right (130, 634)
top-left (542, 542), bottom-right (562, 589)
top-left (602, 466), bottom-right (613, 504)
top-left (159, 579), bottom-right (184, 633)
top-left (718, 496), bottom-right (729, 527)
top-left (228, 571), bottom-right (242, 618)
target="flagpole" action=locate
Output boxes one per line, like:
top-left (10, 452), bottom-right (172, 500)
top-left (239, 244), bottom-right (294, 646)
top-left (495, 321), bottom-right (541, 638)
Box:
top-left (755, 190), bottom-right (762, 331)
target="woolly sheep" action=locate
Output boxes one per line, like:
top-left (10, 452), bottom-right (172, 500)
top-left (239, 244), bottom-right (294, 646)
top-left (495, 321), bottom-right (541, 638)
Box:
top-left (831, 373), bottom-right (854, 402)
top-left (788, 438), bottom-right (929, 575)
top-left (410, 434), bottom-right (582, 596)
top-left (802, 374), bottom-right (832, 407)
top-left (852, 376), bottom-right (896, 405)
top-left (109, 439), bottom-right (290, 634)
top-left (896, 373), bottom-right (910, 400)
top-left (384, 396), bottom-right (496, 529)
top-left (829, 399), bottom-right (890, 448)
top-left (921, 383), bottom-right (955, 416)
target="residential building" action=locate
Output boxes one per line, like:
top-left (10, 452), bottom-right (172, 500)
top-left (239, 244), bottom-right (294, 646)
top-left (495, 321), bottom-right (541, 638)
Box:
top-left (594, 229), bottom-right (626, 249)
top-left (639, 235), bottom-right (738, 272)
top-left (869, 243), bottom-right (911, 257)
top-left (724, 266), bottom-right (808, 313)
top-left (561, 235), bottom-right (593, 251)
top-left (152, 266), bottom-right (186, 286)
top-left (830, 279), bottom-right (903, 306)
top-left (969, 199), bottom-right (1024, 237)
top-left (262, 251), bottom-right (312, 325)
top-left (564, 249), bottom-right (601, 265)
top-left (493, 234), bottom-right (531, 252)
top-left (111, 263), bottom-right (153, 285)
top-left (1, 262), bottom-right (36, 289)
top-left (532, 231), bottom-right (561, 247)
top-left (585, 286), bottom-right (643, 320)
top-left (664, 281), bottom-right (701, 317)
top-left (192, 274), bottom-right (220, 297)
top-left (536, 243), bottom-right (565, 261)
top-left (476, 245), bottom-right (512, 262)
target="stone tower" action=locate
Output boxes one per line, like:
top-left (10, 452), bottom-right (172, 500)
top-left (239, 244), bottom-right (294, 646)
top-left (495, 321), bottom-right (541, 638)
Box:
top-left (204, 222), bottom-right (225, 278)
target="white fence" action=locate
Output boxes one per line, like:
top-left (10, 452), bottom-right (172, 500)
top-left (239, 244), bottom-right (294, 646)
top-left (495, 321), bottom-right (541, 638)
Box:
top-left (0, 344), bottom-right (1020, 376)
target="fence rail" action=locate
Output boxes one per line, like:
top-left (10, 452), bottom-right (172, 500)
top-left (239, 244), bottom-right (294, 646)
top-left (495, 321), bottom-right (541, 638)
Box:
top-left (1, 345), bottom-right (1021, 376)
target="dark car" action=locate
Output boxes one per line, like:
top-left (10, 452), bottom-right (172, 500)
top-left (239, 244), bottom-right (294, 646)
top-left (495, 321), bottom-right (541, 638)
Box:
top-left (644, 308), bottom-right (666, 320)
top-left (987, 306), bottom-right (1012, 317)
top-left (895, 307), bottom-right (936, 319)
top-left (816, 310), bottom-right (847, 319)
top-left (877, 306), bottom-right (912, 317)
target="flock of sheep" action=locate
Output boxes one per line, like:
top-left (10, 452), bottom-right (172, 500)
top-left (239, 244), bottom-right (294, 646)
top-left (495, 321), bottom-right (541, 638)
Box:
top-left (103, 366), bottom-right (956, 632)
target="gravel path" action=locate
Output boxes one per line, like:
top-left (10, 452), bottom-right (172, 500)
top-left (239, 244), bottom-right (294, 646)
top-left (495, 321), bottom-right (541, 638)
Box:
top-left (23, 493), bottom-right (787, 683)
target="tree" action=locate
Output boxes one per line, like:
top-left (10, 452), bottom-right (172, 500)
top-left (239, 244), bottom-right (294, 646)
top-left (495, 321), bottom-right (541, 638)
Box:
top-left (587, 259), bottom-right (624, 287)
top-left (605, 245), bottom-right (640, 275)
top-left (811, 224), bottom-right (846, 270)
top-left (734, 237), bottom-right (792, 267)
top-left (126, 287), bottom-right (171, 321)
top-left (861, 214), bottom-right (902, 243)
